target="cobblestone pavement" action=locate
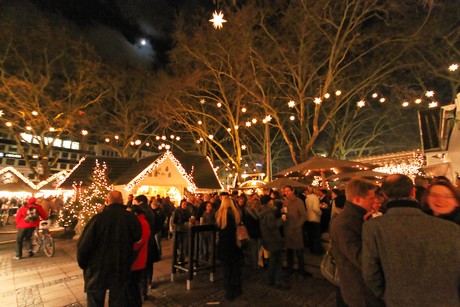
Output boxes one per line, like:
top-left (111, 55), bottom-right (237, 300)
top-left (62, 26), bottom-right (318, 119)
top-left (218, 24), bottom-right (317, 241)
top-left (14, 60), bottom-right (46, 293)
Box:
top-left (0, 225), bottom-right (336, 306)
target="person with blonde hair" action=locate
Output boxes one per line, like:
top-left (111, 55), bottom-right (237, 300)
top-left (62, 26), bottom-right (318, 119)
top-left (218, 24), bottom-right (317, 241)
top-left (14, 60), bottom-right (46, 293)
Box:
top-left (216, 193), bottom-right (242, 301)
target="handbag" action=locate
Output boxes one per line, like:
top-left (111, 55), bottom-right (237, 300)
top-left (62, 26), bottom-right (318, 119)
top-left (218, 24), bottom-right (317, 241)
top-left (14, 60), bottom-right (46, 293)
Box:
top-left (320, 246), bottom-right (340, 286)
top-left (236, 224), bottom-right (249, 247)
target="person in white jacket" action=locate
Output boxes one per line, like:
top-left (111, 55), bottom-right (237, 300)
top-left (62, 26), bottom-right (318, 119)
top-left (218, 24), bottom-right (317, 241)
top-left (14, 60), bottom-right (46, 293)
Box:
top-left (304, 186), bottom-right (324, 254)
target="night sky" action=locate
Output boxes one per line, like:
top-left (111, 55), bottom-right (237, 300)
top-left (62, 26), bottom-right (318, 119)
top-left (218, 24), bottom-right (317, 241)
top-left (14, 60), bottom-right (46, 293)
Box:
top-left (31, 0), bottom-right (215, 67)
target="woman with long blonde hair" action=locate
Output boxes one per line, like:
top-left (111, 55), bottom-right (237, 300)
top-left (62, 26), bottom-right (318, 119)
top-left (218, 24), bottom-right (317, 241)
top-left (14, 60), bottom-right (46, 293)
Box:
top-left (215, 194), bottom-right (243, 301)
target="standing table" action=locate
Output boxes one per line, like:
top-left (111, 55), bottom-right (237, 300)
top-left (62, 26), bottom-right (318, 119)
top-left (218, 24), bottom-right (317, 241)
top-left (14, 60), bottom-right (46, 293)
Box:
top-left (171, 222), bottom-right (217, 290)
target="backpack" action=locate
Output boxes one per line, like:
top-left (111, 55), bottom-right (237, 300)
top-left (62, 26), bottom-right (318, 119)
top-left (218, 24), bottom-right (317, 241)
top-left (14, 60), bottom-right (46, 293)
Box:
top-left (24, 205), bottom-right (39, 223)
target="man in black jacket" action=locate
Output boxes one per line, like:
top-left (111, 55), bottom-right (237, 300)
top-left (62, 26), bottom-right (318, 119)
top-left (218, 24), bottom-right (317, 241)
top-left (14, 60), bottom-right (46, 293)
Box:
top-left (77, 190), bottom-right (142, 307)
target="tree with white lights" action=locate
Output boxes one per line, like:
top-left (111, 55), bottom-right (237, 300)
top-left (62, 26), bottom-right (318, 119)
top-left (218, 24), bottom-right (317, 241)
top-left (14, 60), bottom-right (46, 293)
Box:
top-left (76, 160), bottom-right (113, 232)
top-left (0, 3), bottom-right (107, 179)
top-left (164, 0), bottom-right (458, 171)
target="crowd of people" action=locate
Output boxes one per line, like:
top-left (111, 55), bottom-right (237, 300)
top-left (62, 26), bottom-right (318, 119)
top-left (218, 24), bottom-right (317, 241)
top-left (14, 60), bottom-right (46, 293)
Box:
top-left (72, 172), bottom-right (459, 307)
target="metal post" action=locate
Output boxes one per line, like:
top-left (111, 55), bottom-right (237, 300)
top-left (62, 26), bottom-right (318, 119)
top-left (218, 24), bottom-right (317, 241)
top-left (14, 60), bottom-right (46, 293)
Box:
top-left (265, 123), bottom-right (272, 182)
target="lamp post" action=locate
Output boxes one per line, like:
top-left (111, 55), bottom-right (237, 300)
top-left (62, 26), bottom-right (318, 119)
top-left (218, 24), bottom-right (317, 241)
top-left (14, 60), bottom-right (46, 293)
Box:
top-left (263, 116), bottom-right (272, 182)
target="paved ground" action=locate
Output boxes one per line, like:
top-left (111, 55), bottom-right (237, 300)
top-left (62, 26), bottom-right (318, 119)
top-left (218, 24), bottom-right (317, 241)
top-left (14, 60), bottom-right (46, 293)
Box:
top-left (0, 223), bottom-right (336, 306)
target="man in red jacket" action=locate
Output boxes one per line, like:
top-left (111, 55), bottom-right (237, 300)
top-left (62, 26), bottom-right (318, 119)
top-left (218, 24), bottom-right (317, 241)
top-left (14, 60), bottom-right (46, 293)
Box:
top-left (14, 197), bottom-right (48, 259)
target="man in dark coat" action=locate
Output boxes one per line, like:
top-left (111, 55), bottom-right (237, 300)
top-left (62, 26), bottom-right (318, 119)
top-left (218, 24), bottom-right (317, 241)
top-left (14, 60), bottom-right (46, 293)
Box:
top-left (330, 178), bottom-right (383, 307)
top-left (77, 190), bottom-right (142, 307)
top-left (363, 174), bottom-right (460, 306)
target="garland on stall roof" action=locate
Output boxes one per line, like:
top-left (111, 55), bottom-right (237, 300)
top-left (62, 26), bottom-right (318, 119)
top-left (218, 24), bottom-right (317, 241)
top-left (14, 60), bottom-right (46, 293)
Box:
top-left (125, 151), bottom-right (197, 192)
top-left (207, 156), bottom-right (224, 190)
top-left (56, 156), bottom-right (86, 188)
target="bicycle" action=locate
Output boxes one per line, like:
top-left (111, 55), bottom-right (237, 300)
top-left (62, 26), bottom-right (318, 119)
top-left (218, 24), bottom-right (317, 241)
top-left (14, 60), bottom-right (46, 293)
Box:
top-left (31, 220), bottom-right (55, 257)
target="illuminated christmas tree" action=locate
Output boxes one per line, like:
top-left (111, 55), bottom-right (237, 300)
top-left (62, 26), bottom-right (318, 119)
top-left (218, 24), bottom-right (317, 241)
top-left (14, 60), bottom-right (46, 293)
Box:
top-left (73, 160), bottom-right (113, 234)
top-left (57, 182), bottom-right (82, 233)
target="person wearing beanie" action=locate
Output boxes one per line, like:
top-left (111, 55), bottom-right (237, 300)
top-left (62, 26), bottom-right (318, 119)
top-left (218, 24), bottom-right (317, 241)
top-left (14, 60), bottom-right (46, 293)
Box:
top-left (14, 197), bottom-right (48, 260)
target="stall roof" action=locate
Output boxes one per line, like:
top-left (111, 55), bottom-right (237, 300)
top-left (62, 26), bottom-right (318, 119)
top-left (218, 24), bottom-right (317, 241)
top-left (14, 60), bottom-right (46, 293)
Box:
top-left (57, 151), bottom-right (223, 191)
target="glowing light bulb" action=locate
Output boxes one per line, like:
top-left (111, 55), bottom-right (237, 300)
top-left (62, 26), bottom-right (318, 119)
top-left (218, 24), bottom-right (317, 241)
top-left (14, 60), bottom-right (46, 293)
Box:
top-left (415, 98), bottom-right (422, 104)
top-left (161, 135), bottom-right (166, 140)
top-left (155, 136), bottom-right (160, 140)
top-left (314, 97), bottom-right (322, 104)
top-left (252, 118), bottom-right (257, 124)
top-left (425, 91), bottom-right (434, 98)
top-left (208, 134), bottom-right (214, 139)
top-left (241, 145), bottom-right (247, 150)
top-left (335, 90), bottom-right (342, 96)
top-left (135, 140), bottom-right (141, 145)
top-left (217, 102), bottom-right (222, 107)
top-left (31, 111), bottom-right (38, 116)
top-left (448, 64), bottom-right (458, 71)
top-left (290, 115), bottom-right (295, 121)
top-left (242, 107), bottom-right (247, 113)
top-left (106, 138), bottom-right (111, 143)
top-left (200, 99), bottom-right (205, 104)
top-left (26, 126), bottom-right (32, 131)
top-left (81, 130), bottom-right (88, 135)
top-left (402, 101), bottom-right (409, 107)
top-left (245, 121), bottom-right (251, 127)
top-left (379, 98), bottom-right (386, 103)
top-left (288, 100), bottom-right (295, 108)
top-left (5, 122), bottom-right (12, 127)
top-left (372, 93), bottom-right (378, 98)
top-left (357, 100), bottom-right (366, 108)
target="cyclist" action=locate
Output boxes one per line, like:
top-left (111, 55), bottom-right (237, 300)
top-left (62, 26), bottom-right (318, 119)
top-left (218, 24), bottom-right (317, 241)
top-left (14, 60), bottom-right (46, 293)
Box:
top-left (14, 197), bottom-right (48, 260)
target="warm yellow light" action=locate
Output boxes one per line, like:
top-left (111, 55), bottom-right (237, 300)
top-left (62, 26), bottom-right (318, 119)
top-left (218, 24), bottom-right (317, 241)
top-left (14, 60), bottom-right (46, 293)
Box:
top-left (448, 64), bottom-right (458, 71)
top-left (170, 135), bottom-right (175, 139)
top-left (415, 98), bottom-right (422, 104)
top-left (26, 126), bottom-right (32, 131)
top-left (81, 130), bottom-right (88, 136)
top-left (324, 93), bottom-right (330, 99)
top-left (106, 138), bottom-right (111, 143)
top-left (379, 98), bottom-right (386, 103)
top-left (245, 121), bottom-right (251, 127)
top-left (234, 125), bottom-right (239, 130)
top-left (241, 145), bottom-right (247, 150)
top-left (425, 91), bottom-right (434, 97)
top-left (252, 118), bottom-right (257, 124)
top-left (49, 127), bottom-right (55, 132)
top-left (135, 140), bottom-right (141, 145)
top-left (200, 99), bottom-right (205, 104)
top-left (402, 101), bottom-right (409, 107)
top-left (114, 135), bottom-right (119, 140)
top-left (429, 101), bottom-right (438, 108)
top-left (290, 115), bottom-right (295, 121)
top-left (314, 97), bottom-right (322, 104)
top-left (242, 107), bottom-right (247, 113)
top-left (335, 90), bottom-right (342, 96)
top-left (6, 122), bottom-right (12, 127)
top-left (209, 11), bottom-right (227, 29)
top-left (357, 100), bottom-right (366, 108)
top-left (31, 111), bottom-right (38, 116)
top-left (217, 102), bottom-right (222, 107)
top-left (161, 135), bottom-right (166, 140)
top-left (176, 136), bottom-right (181, 141)
top-left (208, 134), bottom-right (214, 139)
top-left (227, 128), bottom-right (231, 132)
top-left (372, 93), bottom-right (378, 98)
top-left (288, 100), bottom-right (295, 108)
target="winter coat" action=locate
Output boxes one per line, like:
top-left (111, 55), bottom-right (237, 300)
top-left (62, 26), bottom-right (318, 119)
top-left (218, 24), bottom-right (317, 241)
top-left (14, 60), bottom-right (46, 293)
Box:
top-left (259, 205), bottom-right (284, 253)
top-left (15, 202), bottom-right (48, 229)
top-left (131, 213), bottom-right (150, 271)
top-left (363, 200), bottom-right (460, 306)
top-left (283, 195), bottom-right (307, 249)
top-left (243, 208), bottom-right (261, 239)
top-left (330, 201), bottom-right (383, 307)
top-left (305, 193), bottom-right (322, 223)
top-left (77, 203), bottom-right (142, 292)
top-left (217, 211), bottom-right (242, 262)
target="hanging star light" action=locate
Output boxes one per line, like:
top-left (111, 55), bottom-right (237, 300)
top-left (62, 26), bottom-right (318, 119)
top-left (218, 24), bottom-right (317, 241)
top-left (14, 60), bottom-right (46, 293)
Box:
top-left (357, 100), bottom-right (366, 108)
top-left (448, 64), bottom-right (458, 71)
top-left (425, 90), bottom-right (435, 97)
top-left (209, 11), bottom-right (227, 29)
top-left (288, 100), bottom-right (296, 108)
top-left (314, 97), bottom-right (322, 104)
top-left (429, 101), bottom-right (438, 108)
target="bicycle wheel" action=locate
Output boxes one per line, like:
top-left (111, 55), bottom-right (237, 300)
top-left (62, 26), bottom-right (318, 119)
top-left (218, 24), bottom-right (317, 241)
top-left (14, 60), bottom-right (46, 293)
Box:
top-left (31, 231), bottom-right (41, 254)
top-left (43, 235), bottom-right (55, 257)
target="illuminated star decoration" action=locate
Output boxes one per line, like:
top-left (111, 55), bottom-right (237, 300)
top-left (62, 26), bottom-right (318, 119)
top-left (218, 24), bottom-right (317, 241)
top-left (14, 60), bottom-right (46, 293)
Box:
top-left (209, 11), bottom-right (227, 29)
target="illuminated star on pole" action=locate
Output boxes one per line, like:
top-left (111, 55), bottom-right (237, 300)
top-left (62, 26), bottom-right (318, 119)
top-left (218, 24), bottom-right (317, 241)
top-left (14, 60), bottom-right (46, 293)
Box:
top-left (209, 11), bottom-right (227, 29)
